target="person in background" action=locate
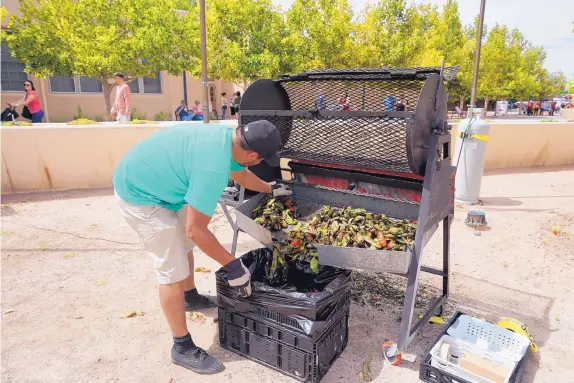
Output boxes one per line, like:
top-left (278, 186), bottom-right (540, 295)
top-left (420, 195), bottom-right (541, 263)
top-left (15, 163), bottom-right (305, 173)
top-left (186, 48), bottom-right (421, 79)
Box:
top-left (233, 91), bottom-right (242, 120)
top-left (6, 80), bottom-right (44, 123)
top-left (534, 102), bottom-right (540, 116)
top-left (526, 100), bottom-right (533, 116)
top-left (220, 92), bottom-right (228, 120)
top-left (395, 96), bottom-right (406, 111)
top-left (110, 72), bottom-right (132, 122)
top-left (175, 100), bottom-right (191, 121)
top-left (315, 89), bottom-right (326, 110)
top-left (338, 91), bottom-right (350, 111)
top-left (550, 102), bottom-right (556, 116)
top-left (191, 100), bottom-right (204, 121)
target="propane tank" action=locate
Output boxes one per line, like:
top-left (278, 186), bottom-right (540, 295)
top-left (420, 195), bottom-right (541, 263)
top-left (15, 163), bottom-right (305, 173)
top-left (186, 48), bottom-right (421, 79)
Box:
top-left (453, 114), bottom-right (490, 204)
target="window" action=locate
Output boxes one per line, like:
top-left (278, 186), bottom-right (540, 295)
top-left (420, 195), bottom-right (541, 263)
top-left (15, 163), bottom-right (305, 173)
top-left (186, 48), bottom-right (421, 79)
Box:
top-left (1, 44), bottom-right (28, 91)
top-left (49, 75), bottom-right (76, 93)
top-left (128, 80), bottom-right (140, 93)
top-left (143, 72), bottom-right (162, 94)
top-left (79, 76), bottom-right (102, 93)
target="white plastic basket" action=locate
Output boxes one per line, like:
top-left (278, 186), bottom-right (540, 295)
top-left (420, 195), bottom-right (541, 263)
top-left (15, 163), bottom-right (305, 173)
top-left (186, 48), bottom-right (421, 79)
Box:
top-left (430, 335), bottom-right (517, 383)
top-left (447, 315), bottom-right (530, 362)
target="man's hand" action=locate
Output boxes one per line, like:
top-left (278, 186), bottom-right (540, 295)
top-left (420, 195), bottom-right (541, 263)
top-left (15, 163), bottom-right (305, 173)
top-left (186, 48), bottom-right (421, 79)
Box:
top-left (225, 259), bottom-right (252, 297)
top-left (270, 181), bottom-right (292, 197)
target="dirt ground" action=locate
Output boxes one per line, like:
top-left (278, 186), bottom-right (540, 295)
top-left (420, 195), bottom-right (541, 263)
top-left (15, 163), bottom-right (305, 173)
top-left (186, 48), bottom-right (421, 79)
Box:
top-left (2, 165), bottom-right (574, 383)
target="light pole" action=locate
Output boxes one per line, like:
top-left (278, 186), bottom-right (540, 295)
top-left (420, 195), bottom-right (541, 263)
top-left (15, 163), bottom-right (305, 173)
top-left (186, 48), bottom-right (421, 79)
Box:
top-left (199, 0), bottom-right (209, 123)
top-left (469, 0), bottom-right (486, 116)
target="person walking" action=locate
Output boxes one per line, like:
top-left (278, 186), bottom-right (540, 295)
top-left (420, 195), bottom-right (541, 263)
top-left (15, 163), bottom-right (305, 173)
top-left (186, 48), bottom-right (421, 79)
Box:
top-left (113, 120), bottom-right (291, 374)
top-left (220, 92), bottom-right (228, 120)
top-left (6, 80), bottom-right (44, 123)
top-left (110, 72), bottom-right (132, 122)
top-left (233, 91), bottom-right (242, 120)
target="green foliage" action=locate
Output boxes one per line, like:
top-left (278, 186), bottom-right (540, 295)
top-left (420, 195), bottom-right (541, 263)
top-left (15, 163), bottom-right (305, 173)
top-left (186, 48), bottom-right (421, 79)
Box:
top-left (3, 0), bottom-right (565, 106)
top-left (4, 0), bottom-right (199, 117)
top-left (354, 0), bottom-right (426, 67)
top-left (129, 119), bottom-right (155, 124)
top-left (191, 0), bottom-right (287, 87)
top-left (91, 115), bottom-right (105, 122)
top-left (130, 108), bottom-right (147, 121)
top-left (73, 106), bottom-right (85, 120)
top-left (285, 0), bottom-right (355, 71)
top-left (2, 121), bottom-right (32, 126)
top-left (68, 118), bottom-right (98, 125)
top-left (154, 111), bottom-right (169, 121)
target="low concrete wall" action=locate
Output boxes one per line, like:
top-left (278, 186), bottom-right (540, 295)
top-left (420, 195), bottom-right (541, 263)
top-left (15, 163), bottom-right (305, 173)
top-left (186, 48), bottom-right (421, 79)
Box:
top-left (2, 120), bottom-right (573, 193)
top-left (561, 108), bottom-right (574, 120)
top-left (450, 121), bottom-right (574, 170)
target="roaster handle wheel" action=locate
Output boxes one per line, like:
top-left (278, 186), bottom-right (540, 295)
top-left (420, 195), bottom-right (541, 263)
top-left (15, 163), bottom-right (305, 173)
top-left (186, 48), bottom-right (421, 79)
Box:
top-left (382, 341), bottom-right (402, 366)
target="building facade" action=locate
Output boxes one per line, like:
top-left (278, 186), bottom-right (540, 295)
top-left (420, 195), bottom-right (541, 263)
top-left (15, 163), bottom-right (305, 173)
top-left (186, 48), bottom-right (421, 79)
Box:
top-left (1, 0), bottom-right (241, 122)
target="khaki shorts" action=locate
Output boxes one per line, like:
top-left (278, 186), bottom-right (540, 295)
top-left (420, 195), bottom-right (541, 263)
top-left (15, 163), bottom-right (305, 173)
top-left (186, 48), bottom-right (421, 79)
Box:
top-left (116, 194), bottom-right (195, 284)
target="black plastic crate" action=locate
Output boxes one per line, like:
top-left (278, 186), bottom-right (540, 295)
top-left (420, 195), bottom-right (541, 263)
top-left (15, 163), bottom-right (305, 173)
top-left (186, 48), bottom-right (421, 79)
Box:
top-left (420, 311), bottom-right (529, 383)
top-left (219, 305), bottom-right (349, 383)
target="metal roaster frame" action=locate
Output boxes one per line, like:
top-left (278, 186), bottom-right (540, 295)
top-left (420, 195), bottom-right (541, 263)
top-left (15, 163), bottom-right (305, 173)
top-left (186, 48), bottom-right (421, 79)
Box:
top-left (221, 65), bottom-right (459, 365)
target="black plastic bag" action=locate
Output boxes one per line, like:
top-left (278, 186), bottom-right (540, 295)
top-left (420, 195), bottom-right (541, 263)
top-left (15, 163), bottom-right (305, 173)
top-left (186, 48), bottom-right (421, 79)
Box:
top-left (216, 248), bottom-right (351, 324)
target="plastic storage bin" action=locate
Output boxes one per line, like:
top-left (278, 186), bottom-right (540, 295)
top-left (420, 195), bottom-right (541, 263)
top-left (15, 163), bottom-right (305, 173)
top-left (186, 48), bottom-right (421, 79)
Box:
top-left (218, 304), bottom-right (349, 382)
top-left (420, 312), bottom-right (529, 383)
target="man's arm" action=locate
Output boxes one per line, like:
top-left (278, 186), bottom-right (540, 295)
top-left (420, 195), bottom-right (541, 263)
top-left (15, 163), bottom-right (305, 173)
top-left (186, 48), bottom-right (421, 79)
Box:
top-left (123, 86), bottom-right (131, 115)
top-left (186, 205), bottom-right (235, 266)
top-left (230, 169), bottom-right (272, 193)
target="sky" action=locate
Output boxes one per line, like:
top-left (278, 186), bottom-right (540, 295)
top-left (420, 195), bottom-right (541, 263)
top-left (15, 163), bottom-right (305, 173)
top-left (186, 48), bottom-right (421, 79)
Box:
top-left (272, 0), bottom-right (574, 77)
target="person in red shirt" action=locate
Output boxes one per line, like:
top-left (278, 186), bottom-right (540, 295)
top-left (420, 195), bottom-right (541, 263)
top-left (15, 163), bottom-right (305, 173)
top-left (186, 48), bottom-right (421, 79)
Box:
top-left (7, 80), bottom-right (44, 123)
top-left (338, 91), bottom-right (350, 111)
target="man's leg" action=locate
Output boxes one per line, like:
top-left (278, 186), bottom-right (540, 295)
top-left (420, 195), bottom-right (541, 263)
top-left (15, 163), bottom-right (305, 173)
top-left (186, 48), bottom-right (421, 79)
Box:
top-left (159, 282), bottom-right (188, 336)
top-left (182, 251), bottom-right (196, 291)
top-left (115, 197), bottom-right (223, 374)
top-left (178, 209), bottom-right (217, 311)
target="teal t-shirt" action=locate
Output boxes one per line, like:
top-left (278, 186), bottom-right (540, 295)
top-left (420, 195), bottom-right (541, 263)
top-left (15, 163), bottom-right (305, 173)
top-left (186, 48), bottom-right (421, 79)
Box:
top-left (113, 123), bottom-right (244, 216)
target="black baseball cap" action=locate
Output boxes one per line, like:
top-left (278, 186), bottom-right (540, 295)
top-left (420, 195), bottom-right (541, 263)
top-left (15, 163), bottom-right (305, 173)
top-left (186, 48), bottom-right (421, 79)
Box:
top-left (114, 72), bottom-right (125, 78)
top-left (240, 120), bottom-right (282, 167)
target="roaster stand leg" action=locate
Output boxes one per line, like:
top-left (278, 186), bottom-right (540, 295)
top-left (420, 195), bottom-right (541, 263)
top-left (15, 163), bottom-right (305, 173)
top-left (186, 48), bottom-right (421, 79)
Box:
top-left (220, 186), bottom-right (246, 257)
top-left (394, 134), bottom-right (453, 356)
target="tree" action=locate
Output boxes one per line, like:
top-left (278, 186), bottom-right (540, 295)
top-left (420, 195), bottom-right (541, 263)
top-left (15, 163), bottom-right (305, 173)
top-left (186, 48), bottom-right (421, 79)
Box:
top-left (415, 0), bottom-right (469, 107)
top-left (285, 0), bottom-right (355, 71)
top-left (537, 71), bottom-right (566, 99)
top-left (418, 0), bottom-right (463, 66)
top-left (354, 0), bottom-right (426, 67)
top-left (192, 0), bottom-right (288, 88)
top-left (4, 0), bottom-right (199, 119)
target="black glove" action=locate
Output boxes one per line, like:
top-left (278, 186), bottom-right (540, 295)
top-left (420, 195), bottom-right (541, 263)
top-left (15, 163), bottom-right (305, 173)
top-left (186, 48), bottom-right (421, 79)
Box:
top-left (270, 181), bottom-right (292, 197)
top-left (225, 258), bottom-right (252, 298)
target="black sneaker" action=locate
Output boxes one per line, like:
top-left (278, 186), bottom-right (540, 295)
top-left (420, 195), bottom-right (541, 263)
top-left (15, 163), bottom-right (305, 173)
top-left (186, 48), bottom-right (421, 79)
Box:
top-left (171, 346), bottom-right (224, 374)
top-left (185, 295), bottom-right (217, 311)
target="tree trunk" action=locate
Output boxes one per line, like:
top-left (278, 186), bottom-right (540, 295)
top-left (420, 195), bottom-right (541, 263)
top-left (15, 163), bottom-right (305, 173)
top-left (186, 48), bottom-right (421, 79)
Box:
top-left (459, 96), bottom-right (464, 109)
top-left (101, 78), bottom-right (116, 121)
top-left (483, 98), bottom-right (489, 118)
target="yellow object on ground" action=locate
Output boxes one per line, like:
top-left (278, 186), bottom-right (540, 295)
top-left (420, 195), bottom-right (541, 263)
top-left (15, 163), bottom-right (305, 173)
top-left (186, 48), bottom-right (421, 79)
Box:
top-left (497, 317), bottom-right (538, 352)
top-left (429, 316), bottom-right (447, 324)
